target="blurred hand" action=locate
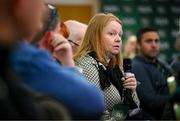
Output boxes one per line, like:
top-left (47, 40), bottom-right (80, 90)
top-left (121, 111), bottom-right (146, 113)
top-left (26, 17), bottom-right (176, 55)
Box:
top-left (121, 73), bottom-right (137, 92)
top-left (51, 33), bottom-right (75, 67)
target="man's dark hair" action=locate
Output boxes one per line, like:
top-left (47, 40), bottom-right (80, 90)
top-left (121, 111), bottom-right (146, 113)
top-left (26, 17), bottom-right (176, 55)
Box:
top-left (136, 27), bottom-right (158, 43)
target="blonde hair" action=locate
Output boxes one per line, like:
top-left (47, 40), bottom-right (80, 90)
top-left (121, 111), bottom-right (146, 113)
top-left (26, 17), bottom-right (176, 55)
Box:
top-left (74, 13), bottom-right (123, 68)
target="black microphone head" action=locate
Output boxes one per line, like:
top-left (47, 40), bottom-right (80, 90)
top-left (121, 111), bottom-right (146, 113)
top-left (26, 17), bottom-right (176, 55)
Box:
top-left (123, 58), bottom-right (132, 72)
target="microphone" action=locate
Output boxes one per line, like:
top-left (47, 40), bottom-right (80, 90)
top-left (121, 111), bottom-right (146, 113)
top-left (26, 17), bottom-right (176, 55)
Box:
top-left (123, 58), bottom-right (137, 109)
top-left (111, 58), bottom-right (140, 120)
top-left (123, 58), bottom-right (132, 96)
top-left (123, 58), bottom-right (132, 77)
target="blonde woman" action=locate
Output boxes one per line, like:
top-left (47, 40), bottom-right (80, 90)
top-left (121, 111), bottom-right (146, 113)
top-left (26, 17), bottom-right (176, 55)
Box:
top-left (74, 13), bottom-right (140, 119)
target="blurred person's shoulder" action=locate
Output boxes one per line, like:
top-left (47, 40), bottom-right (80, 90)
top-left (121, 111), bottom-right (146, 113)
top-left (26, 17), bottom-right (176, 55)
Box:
top-left (10, 40), bottom-right (54, 62)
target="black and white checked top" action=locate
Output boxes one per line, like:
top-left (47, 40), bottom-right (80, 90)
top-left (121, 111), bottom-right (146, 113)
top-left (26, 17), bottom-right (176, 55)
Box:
top-left (76, 54), bottom-right (140, 111)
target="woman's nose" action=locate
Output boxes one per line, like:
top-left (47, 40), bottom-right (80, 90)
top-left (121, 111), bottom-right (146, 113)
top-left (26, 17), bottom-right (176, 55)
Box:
top-left (115, 34), bottom-right (121, 42)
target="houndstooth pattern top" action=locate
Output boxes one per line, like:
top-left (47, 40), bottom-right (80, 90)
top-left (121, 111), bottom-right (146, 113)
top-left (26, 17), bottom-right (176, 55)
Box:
top-left (76, 54), bottom-right (140, 111)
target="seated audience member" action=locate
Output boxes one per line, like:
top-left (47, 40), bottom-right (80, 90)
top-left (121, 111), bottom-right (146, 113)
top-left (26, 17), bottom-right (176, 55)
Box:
top-left (131, 27), bottom-right (174, 119)
top-left (0, 0), bottom-right (105, 119)
top-left (74, 13), bottom-right (139, 120)
top-left (168, 32), bottom-right (180, 120)
top-left (123, 35), bottom-right (137, 59)
top-left (171, 32), bottom-right (180, 85)
top-left (38, 4), bottom-right (73, 67)
top-left (64, 20), bottom-right (87, 54)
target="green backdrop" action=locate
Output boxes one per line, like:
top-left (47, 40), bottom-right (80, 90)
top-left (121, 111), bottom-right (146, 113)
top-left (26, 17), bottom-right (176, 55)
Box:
top-left (101, 0), bottom-right (180, 62)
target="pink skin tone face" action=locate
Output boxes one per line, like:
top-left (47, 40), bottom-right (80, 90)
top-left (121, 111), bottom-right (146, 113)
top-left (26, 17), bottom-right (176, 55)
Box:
top-left (139, 32), bottom-right (160, 60)
top-left (102, 20), bottom-right (137, 92)
top-left (102, 20), bottom-right (123, 59)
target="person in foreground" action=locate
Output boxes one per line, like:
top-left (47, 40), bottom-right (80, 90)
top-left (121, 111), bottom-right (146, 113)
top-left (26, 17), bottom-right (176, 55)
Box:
top-left (0, 0), bottom-right (105, 119)
top-left (38, 4), bottom-right (74, 67)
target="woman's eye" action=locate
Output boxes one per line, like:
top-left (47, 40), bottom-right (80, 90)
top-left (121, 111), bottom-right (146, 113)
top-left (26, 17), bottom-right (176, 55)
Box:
top-left (108, 32), bottom-right (116, 36)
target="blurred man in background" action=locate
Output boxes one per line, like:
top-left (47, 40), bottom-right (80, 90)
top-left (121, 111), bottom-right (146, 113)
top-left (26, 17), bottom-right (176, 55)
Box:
top-left (64, 20), bottom-right (87, 54)
top-left (132, 27), bottom-right (174, 119)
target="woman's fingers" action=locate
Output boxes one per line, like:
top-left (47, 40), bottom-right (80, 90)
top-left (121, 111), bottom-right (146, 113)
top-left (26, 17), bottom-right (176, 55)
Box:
top-left (122, 73), bottom-right (137, 92)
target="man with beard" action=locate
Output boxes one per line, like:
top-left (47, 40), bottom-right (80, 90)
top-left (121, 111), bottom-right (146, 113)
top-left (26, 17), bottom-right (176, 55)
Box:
top-left (132, 27), bottom-right (174, 119)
